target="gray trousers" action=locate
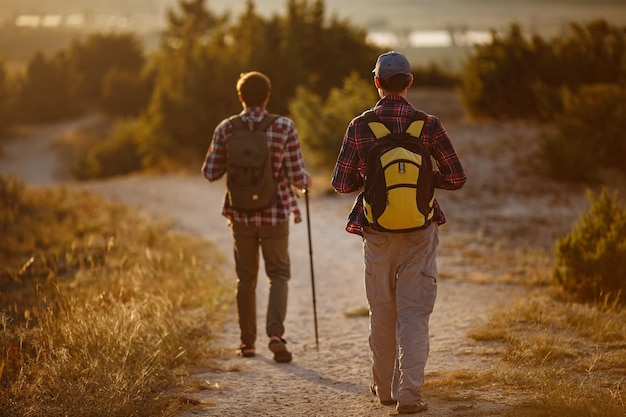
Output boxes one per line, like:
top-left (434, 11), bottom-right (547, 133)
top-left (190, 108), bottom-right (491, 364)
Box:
top-left (363, 223), bottom-right (438, 406)
top-left (231, 220), bottom-right (290, 348)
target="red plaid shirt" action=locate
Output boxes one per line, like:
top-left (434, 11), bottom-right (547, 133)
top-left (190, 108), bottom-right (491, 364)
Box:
top-left (331, 95), bottom-right (466, 236)
top-left (202, 107), bottom-right (309, 227)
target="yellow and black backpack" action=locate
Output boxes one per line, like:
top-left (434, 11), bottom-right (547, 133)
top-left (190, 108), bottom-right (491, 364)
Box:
top-left (363, 110), bottom-right (435, 232)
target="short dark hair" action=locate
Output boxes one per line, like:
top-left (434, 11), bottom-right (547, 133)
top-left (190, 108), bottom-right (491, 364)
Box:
top-left (237, 71), bottom-right (271, 107)
top-left (378, 73), bottom-right (412, 93)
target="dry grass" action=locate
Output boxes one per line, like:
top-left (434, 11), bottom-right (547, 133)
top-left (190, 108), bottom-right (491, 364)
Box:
top-left (461, 294), bottom-right (626, 416)
top-left (0, 176), bottom-right (232, 417)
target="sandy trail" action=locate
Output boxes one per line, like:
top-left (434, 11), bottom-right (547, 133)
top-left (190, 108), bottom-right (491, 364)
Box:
top-left (1, 98), bottom-right (587, 416)
top-left (50, 173), bottom-right (518, 416)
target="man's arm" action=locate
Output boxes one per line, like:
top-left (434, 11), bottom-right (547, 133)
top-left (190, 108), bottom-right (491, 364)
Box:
top-left (331, 122), bottom-right (364, 194)
top-left (428, 116), bottom-right (466, 190)
top-left (280, 117), bottom-right (309, 190)
top-left (201, 120), bottom-right (230, 182)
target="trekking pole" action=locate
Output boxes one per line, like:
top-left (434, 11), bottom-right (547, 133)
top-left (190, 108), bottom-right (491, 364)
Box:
top-left (303, 188), bottom-right (319, 349)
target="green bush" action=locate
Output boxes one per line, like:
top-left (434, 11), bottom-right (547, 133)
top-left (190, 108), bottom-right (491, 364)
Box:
top-left (460, 24), bottom-right (542, 120)
top-left (0, 61), bottom-right (18, 138)
top-left (539, 84), bottom-right (626, 182)
top-left (70, 119), bottom-right (143, 179)
top-left (460, 19), bottom-right (626, 121)
top-left (289, 72), bottom-right (377, 171)
top-left (554, 187), bottom-right (626, 304)
top-left (412, 63), bottom-right (460, 88)
top-left (100, 67), bottom-right (154, 118)
top-left (18, 51), bottom-right (83, 123)
top-left (71, 33), bottom-right (146, 104)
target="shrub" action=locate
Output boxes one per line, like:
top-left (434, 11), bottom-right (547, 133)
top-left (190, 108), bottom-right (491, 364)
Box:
top-left (100, 67), bottom-right (154, 118)
top-left (412, 63), bottom-right (460, 88)
top-left (460, 19), bottom-right (626, 121)
top-left (460, 24), bottom-right (541, 120)
top-left (0, 61), bottom-right (18, 138)
top-left (70, 119), bottom-right (144, 179)
top-left (554, 187), bottom-right (626, 304)
top-left (289, 72), bottom-right (377, 171)
top-left (70, 32), bottom-right (146, 104)
top-left (18, 51), bottom-right (83, 123)
top-left (539, 84), bottom-right (626, 182)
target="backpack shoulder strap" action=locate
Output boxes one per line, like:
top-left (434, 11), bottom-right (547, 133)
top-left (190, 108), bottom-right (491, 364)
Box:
top-left (228, 114), bottom-right (279, 132)
top-left (363, 110), bottom-right (390, 140)
top-left (255, 114), bottom-right (280, 132)
top-left (364, 110), bottom-right (428, 139)
top-left (228, 115), bottom-right (247, 131)
top-left (406, 111), bottom-right (428, 137)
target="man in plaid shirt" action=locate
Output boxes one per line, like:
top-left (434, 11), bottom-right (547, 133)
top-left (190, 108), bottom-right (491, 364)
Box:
top-left (331, 51), bottom-right (466, 413)
top-left (202, 71), bottom-right (310, 363)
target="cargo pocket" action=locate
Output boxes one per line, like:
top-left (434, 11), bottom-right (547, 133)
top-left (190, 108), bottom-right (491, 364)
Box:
top-left (419, 268), bottom-right (438, 313)
top-left (422, 267), bottom-right (438, 283)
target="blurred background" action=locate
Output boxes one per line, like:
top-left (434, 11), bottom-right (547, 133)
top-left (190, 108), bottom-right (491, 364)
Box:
top-left (3, 0), bottom-right (626, 71)
top-left (0, 0), bottom-right (625, 179)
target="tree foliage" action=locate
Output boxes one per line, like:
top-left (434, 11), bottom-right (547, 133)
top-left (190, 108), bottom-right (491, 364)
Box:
top-left (18, 51), bottom-right (83, 123)
top-left (140, 0), bottom-right (380, 167)
top-left (100, 67), bottom-right (155, 118)
top-left (3, 0), bottom-right (380, 174)
top-left (15, 32), bottom-right (148, 123)
top-left (70, 33), bottom-right (146, 104)
top-left (0, 61), bottom-right (17, 138)
top-left (139, 0), bottom-right (234, 165)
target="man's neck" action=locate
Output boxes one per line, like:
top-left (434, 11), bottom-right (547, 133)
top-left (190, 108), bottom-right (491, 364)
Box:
top-left (379, 89), bottom-right (408, 99)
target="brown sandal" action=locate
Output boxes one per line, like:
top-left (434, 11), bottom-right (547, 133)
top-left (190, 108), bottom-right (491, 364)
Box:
top-left (236, 345), bottom-right (255, 357)
top-left (268, 336), bottom-right (292, 363)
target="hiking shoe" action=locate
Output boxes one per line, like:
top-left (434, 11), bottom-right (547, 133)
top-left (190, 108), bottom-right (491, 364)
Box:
top-left (236, 345), bottom-right (255, 358)
top-left (369, 382), bottom-right (396, 406)
top-left (268, 336), bottom-right (292, 363)
top-left (397, 401), bottom-right (428, 414)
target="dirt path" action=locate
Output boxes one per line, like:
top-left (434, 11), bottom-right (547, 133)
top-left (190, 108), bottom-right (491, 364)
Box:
top-left (0, 99), bottom-right (590, 416)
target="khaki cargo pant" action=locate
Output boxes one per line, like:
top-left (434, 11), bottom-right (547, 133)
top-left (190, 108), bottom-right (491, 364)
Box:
top-left (231, 220), bottom-right (290, 349)
top-left (363, 223), bottom-right (438, 406)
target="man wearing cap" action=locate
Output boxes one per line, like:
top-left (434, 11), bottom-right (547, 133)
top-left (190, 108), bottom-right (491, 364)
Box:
top-left (331, 51), bottom-right (466, 413)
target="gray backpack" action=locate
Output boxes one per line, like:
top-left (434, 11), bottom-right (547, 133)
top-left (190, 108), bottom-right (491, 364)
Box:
top-left (226, 114), bottom-right (279, 212)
